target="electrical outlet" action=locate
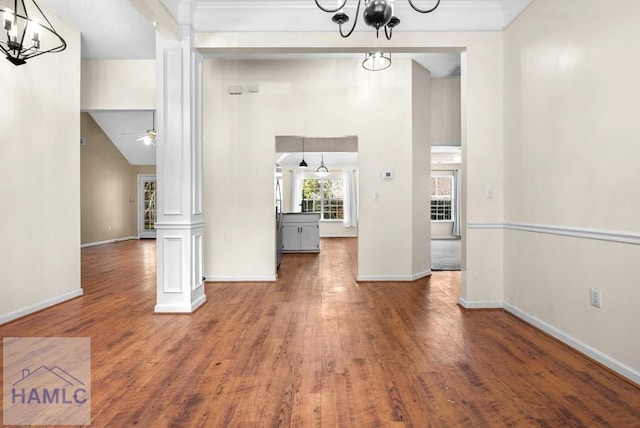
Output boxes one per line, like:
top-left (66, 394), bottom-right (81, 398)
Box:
top-left (590, 288), bottom-right (602, 308)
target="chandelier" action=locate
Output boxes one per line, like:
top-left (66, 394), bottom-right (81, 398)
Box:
top-left (0, 0), bottom-right (66, 66)
top-left (315, 0), bottom-right (441, 39)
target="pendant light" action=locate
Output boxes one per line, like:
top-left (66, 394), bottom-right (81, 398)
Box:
top-left (299, 137), bottom-right (308, 168)
top-left (315, 153), bottom-right (330, 177)
top-left (362, 52), bottom-right (391, 71)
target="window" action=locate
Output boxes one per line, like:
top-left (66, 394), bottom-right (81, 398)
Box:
top-left (431, 175), bottom-right (453, 221)
top-left (301, 178), bottom-right (344, 220)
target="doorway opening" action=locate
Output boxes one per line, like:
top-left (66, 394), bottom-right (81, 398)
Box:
top-left (138, 174), bottom-right (157, 239)
top-left (275, 136), bottom-right (359, 272)
top-left (431, 146), bottom-right (462, 271)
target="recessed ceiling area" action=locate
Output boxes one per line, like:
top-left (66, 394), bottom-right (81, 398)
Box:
top-left (276, 135), bottom-right (358, 169)
top-left (88, 111), bottom-right (156, 166)
top-left (432, 146), bottom-right (462, 165)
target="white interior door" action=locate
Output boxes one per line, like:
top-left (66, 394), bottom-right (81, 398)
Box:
top-left (138, 174), bottom-right (156, 239)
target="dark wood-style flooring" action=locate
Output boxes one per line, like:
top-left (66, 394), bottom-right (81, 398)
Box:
top-left (1, 238), bottom-right (639, 427)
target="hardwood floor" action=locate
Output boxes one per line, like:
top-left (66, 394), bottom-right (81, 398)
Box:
top-left (1, 238), bottom-right (639, 427)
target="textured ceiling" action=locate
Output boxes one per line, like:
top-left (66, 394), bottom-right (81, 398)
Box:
top-left (39, 0), bottom-right (156, 59)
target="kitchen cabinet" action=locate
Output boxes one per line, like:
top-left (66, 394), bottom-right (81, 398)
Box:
top-left (281, 213), bottom-right (320, 253)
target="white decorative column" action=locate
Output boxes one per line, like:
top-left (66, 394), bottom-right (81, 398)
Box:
top-left (154, 25), bottom-right (205, 313)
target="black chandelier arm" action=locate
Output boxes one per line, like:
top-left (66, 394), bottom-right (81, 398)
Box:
top-left (338, 0), bottom-right (361, 38)
top-left (384, 25), bottom-right (392, 40)
top-left (31, 0), bottom-right (58, 31)
top-left (314, 0), bottom-right (349, 13)
top-left (407, 0), bottom-right (441, 14)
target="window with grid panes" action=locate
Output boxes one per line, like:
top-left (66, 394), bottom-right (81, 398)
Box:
top-left (431, 175), bottom-right (453, 221)
top-left (301, 178), bottom-right (344, 220)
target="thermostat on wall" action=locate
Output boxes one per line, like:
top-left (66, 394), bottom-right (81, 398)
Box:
top-left (381, 170), bottom-right (395, 180)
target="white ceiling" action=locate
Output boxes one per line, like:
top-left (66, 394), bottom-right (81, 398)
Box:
top-left (432, 146), bottom-right (462, 164)
top-left (42, 0), bottom-right (532, 166)
top-left (89, 111), bottom-right (156, 166)
top-left (186, 0), bottom-right (533, 33)
top-left (40, 0), bottom-right (534, 60)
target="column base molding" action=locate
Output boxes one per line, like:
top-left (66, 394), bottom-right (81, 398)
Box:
top-left (154, 293), bottom-right (206, 314)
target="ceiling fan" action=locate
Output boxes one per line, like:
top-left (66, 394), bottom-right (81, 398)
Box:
top-left (136, 111), bottom-right (156, 146)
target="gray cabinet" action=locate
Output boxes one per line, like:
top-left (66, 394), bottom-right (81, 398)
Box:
top-left (281, 213), bottom-right (320, 253)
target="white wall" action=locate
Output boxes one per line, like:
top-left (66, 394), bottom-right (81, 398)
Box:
top-left (81, 60), bottom-right (156, 110)
top-left (0, 14), bottom-right (82, 322)
top-left (197, 31), bottom-right (504, 298)
top-left (504, 0), bottom-right (640, 382)
top-left (431, 78), bottom-right (461, 145)
top-left (411, 61), bottom-right (431, 277)
top-left (203, 58), bottom-right (425, 280)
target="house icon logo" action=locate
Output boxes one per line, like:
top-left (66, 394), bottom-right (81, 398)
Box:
top-left (3, 337), bottom-right (91, 425)
top-left (12, 365), bottom-right (88, 405)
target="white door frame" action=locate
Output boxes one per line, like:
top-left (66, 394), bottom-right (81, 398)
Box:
top-left (137, 174), bottom-right (157, 239)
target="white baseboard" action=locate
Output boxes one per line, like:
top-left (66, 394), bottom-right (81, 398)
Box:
top-left (412, 270), bottom-right (432, 281)
top-left (457, 298), bottom-right (503, 309)
top-left (0, 288), bottom-right (84, 325)
top-left (357, 271), bottom-right (432, 282)
top-left (504, 302), bottom-right (640, 386)
top-left (205, 275), bottom-right (277, 282)
top-left (81, 236), bottom-right (138, 248)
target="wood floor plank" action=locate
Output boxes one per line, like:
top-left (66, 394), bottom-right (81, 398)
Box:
top-left (1, 237), bottom-right (639, 427)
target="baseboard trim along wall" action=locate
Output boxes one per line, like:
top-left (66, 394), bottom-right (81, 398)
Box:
top-left (81, 236), bottom-right (138, 248)
top-left (457, 298), bottom-right (503, 309)
top-left (0, 289), bottom-right (84, 325)
top-left (504, 303), bottom-right (640, 386)
top-left (357, 271), bottom-right (432, 282)
top-left (468, 222), bottom-right (640, 246)
top-left (457, 297), bottom-right (640, 385)
top-left (205, 275), bottom-right (277, 282)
